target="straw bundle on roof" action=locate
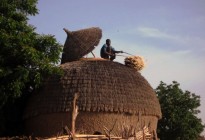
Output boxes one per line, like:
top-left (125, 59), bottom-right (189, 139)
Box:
top-left (125, 56), bottom-right (145, 71)
top-left (61, 27), bottom-right (102, 63)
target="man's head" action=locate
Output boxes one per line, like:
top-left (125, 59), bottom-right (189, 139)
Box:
top-left (106, 39), bottom-right (111, 46)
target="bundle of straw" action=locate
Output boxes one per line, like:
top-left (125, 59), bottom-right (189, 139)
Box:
top-left (124, 56), bottom-right (145, 71)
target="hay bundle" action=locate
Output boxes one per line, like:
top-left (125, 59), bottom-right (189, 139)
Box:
top-left (124, 56), bottom-right (145, 71)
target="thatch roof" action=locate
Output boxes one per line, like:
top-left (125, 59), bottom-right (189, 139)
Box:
top-left (61, 27), bottom-right (102, 64)
top-left (24, 59), bottom-right (162, 119)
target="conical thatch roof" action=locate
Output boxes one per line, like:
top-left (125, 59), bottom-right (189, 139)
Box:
top-left (61, 27), bottom-right (102, 63)
top-left (24, 59), bottom-right (161, 120)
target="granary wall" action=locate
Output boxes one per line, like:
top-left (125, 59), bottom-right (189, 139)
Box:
top-left (24, 111), bottom-right (158, 137)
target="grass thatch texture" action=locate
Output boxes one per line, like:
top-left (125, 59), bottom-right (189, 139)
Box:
top-left (24, 60), bottom-right (161, 119)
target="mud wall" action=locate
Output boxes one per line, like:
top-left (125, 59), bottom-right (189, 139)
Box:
top-left (24, 111), bottom-right (158, 137)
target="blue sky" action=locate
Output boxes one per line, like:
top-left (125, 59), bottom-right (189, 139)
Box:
top-left (29, 0), bottom-right (205, 135)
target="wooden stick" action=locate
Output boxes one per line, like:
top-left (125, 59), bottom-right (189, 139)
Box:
top-left (91, 51), bottom-right (96, 58)
top-left (72, 93), bottom-right (79, 139)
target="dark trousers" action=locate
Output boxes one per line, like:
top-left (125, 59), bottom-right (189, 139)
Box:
top-left (110, 54), bottom-right (116, 61)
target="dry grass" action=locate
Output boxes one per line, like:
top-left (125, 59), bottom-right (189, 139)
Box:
top-left (124, 56), bottom-right (145, 71)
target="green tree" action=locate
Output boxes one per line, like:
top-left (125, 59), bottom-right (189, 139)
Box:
top-left (0, 0), bottom-right (63, 135)
top-left (156, 81), bottom-right (204, 140)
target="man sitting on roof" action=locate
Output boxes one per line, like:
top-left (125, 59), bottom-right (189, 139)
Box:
top-left (100, 39), bottom-right (123, 61)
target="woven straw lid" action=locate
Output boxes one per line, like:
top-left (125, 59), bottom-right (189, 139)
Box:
top-left (61, 27), bottom-right (102, 63)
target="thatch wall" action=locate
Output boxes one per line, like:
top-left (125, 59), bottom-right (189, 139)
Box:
top-left (24, 59), bottom-right (161, 137)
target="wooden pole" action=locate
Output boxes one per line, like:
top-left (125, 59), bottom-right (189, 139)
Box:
top-left (71, 93), bottom-right (79, 140)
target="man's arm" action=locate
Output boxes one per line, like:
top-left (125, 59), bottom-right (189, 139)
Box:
top-left (112, 47), bottom-right (123, 53)
top-left (114, 50), bottom-right (123, 53)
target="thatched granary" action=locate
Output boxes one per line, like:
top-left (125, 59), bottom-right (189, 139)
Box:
top-left (23, 59), bottom-right (161, 137)
top-left (23, 27), bottom-right (162, 138)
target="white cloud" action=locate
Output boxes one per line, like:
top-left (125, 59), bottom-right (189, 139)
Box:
top-left (173, 50), bottom-right (192, 55)
top-left (137, 27), bottom-right (176, 40)
top-left (105, 26), bottom-right (205, 54)
top-left (124, 26), bottom-right (205, 54)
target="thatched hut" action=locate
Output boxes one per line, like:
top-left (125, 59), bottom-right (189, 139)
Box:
top-left (23, 27), bottom-right (161, 138)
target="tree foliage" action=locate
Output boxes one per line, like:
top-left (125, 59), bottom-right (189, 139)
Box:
top-left (0, 0), bottom-right (63, 135)
top-left (156, 81), bottom-right (204, 140)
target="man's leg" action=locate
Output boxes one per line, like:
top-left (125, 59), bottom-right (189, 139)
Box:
top-left (110, 54), bottom-right (116, 61)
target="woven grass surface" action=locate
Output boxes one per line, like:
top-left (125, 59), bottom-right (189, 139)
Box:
top-left (79, 57), bottom-right (108, 61)
top-left (24, 59), bottom-right (161, 119)
top-left (61, 27), bottom-right (102, 63)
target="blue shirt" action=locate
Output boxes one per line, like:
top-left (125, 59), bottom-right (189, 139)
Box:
top-left (100, 44), bottom-right (116, 59)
